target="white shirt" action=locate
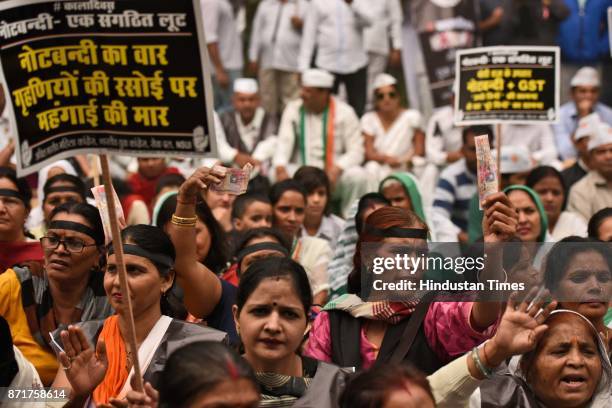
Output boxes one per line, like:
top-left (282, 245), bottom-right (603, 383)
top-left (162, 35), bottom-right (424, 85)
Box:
top-left (201, 0), bottom-right (243, 71)
top-left (500, 123), bottom-right (558, 166)
top-left (248, 0), bottom-right (308, 72)
top-left (274, 96), bottom-right (364, 170)
top-left (298, 0), bottom-right (372, 74)
top-left (214, 111), bottom-right (238, 163)
top-left (363, 0), bottom-right (403, 56)
top-left (550, 211), bottom-right (587, 241)
top-left (425, 106), bottom-right (463, 166)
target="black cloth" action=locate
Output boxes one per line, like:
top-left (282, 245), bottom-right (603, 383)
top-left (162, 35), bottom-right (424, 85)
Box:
top-left (480, 0), bottom-right (569, 46)
top-left (207, 279), bottom-right (239, 345)
top-left (0, 316), bottom-right (18, 387)
top-left (562, 161), bottom-right (588, 191)
top-left (331, 65), bottom-right (368, 117)
top-left (219, 110), bottom-right (278, 155)
top-left (327, 308), bottom-right (444, 375)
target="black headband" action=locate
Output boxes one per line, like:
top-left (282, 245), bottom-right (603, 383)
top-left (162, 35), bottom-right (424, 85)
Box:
top-left (108, 244), bottom-right (174, 272)
top-left (44, 186), bottom-right (84, 198)
top-left (0, 188), bottom-right (25, 203)
top-left (237, 242), bottom-right (289, 265)
top-left (364, 225), bottom-right (428, 240)
top-left (48, 220), bottom-right (103, 245)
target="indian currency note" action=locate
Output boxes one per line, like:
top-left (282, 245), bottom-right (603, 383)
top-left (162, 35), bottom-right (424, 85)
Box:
top-left (91, 184), bottom-right (126, 245)
top-left (475, 134), bottom-right (498, 210)
top-left (210, 163), bottom-right (253, 195)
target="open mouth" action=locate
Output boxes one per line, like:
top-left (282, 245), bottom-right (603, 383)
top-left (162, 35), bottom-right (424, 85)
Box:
top-left (560, 375), bottom-right (587, 388)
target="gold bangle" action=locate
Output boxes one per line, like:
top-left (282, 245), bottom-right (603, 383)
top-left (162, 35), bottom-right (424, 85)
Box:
top-left (171, 214), bottom-right (197, 227)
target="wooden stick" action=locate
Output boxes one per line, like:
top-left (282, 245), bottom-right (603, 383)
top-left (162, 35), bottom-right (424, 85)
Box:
top-left (99, 154), bottom-right (144, 392)
top-left (496, 123), bottom-right (502, 190)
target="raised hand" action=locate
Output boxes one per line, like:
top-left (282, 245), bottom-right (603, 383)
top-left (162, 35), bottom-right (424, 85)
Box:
top-left (107, 381), bottom-right (159, 408)
top-left (59, 325), bottom-right (108, 398)
top-left (486, 289), bottom-right (557, 366)
top-left (482, 192), bottom-right (518, 243)
top-left (179, 166), bottom-right (226, 199)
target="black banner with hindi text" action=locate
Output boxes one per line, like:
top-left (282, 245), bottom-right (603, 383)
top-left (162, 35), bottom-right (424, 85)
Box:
top-left (0, 0), bottom-right (217, 175)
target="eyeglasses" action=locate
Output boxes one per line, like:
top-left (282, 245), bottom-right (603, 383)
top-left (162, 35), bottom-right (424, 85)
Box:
top-left (40, 236), bottom-right (97, 253)
top-left (375, 91), bottom-right (398, 100)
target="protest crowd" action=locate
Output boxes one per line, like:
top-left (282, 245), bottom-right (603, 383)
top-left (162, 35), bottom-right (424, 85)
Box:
top-left (1, 0), bottom-right (612, 407)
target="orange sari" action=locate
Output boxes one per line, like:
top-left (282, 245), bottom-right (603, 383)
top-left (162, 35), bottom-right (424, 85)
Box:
top-left (92, 315), bottom-right (128, 405)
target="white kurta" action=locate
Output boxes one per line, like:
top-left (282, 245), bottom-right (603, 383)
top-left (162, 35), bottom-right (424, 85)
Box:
top-left (274, 97), bottom-right (367, 217)
top-left (550, 211), bottom-right (588, 241)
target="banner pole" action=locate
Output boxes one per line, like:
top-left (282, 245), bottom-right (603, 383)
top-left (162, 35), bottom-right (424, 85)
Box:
top-left (99, 154), bottom-right (144, 392)
top-left (496, 123), bottom-right (502, 190)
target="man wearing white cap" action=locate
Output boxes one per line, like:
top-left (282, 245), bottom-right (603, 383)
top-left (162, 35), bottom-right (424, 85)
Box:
top-left (553, 66), bottom-right (612, 161)
top-left (361, 73), bottom-right (426, 193)
top-left (274, 68), bottom-right (367, 217)
top-left (561, 112), bottom-right (600, 190)
top-left (248, 0), bottom-right (308, 117)
top-left (499, 123), bottom-right (558, 167)
top-left (219, 78), bottom-right (278, 165)
top-left (299, 0), bottom-right (372, 117)
top-left (568, 122), bottom-right (612, 221)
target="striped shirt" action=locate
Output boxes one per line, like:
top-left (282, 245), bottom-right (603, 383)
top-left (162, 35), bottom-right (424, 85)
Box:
top-left (432, 159), bottom-right (477, 239)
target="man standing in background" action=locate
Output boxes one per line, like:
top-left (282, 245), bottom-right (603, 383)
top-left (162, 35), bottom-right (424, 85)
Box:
top-left (362, 0), bottom-right (403, 110)
top-left (299, 0), bottom-right (372, 117)
top-left (202, 0), bottom-right (244, 113)
top-left (248, 0), bottom-right (308, 119)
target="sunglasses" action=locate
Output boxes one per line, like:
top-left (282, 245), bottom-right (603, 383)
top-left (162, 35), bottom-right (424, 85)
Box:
top-left (375, 91), bottom-right (398, 100)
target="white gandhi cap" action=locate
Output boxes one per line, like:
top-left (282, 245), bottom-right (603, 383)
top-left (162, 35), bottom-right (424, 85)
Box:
top-left (496, 145), bottom-right (533, 174)
top-left (575, 113), bottom-right (601, 142)
top-left (302, 69), bottom-right (334, 88)
top-left (233, 78), bottom-right (258, 94)
top-left (570, 67), bottom-right (600, 88)
top-left (373, 73), bottom-right (397, 90)
top-left (588, 122), bottom-right (612, 151)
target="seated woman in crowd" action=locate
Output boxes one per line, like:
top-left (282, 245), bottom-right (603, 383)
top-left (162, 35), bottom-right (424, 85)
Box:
top-left (378, 173), bottom-right (438, 240)
top-left (342, 292), bottom-right (559, 407)
top-left (526, 166), bottom-right (587, 241)
top-left (361, 74), bottom-right (426, 193)
top-left (0, 167), bottom-right (43, 272)
top-left (164, 167), bottom-right (238, 343)
top-left (29, 173), bottom-right (87, 240)
top-left (0, 202), bottom-right (111, 385)
top-left (233, 257), bottom-right (348, 407)
top-left (504, 185), bottom-right (554, 269)
top-left (270, 180), bottom-right (332, 305)
top-left (327, 193), bottom-right (389, 300)
top-left (543, 236), bottom-right (612, 352)
top-left (223, 227), bottom-right (291, 286)
top-left (52, 225), bottom-right (226, 406)
top-left (294, 166), bottom-right (344, 249)
top-left (123, 341), bottom-right (260, 408)
top-left (588, 207), bottom-right (612, 241)
top-left (306, 192), bottom-right (517, 374)
top-left (474, 309), bottom-right (611, 407)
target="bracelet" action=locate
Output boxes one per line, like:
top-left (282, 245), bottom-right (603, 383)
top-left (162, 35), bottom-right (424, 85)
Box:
top-left (171, 214), bottom-right (197, 227)
top-left (471, 347), bottom-right (493, 379)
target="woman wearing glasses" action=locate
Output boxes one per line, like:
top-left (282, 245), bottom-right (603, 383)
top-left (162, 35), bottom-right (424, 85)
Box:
top-left (361, 74), bottom-right (426, 192)
top-left (0, 201), bottom-right (112, 385)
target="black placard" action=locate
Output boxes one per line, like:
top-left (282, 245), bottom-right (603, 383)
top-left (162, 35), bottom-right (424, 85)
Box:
top-left (0, 0), bottom-right (217, 176)
top-left (454, 46), bottom-right (560, 125)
